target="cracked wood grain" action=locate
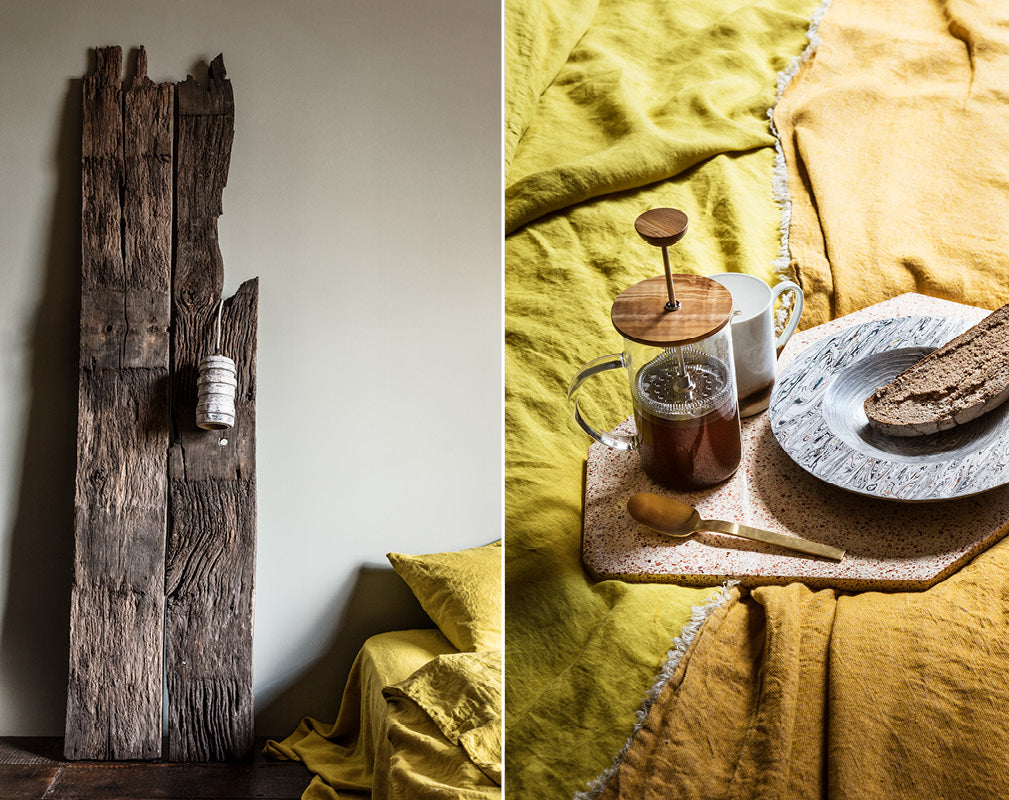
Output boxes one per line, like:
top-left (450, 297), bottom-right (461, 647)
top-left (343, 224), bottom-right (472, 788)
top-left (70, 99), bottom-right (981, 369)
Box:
top-left (67, 46), bottom-right (256, 763)
top-left (167, 55), bottom-right (257, 762)
top-left (66, 45), bottom-right (173, 760)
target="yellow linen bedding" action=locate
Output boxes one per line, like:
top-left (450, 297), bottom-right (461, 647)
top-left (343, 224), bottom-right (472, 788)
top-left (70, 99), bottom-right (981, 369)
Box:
top-left (384, 650), bottom-right (502, 795)
top-left (775, 0), bottom-right (1009, 326)
top-left (597, 546), bottom-right (1009, 799)
top-left (504, 0), bottom-right (598, 171)
top-left (265, 629), bottom-right (499, 800)
top-left (504, 0), bottom-right (822, 797)
top-left (590, 1), bottom-right (1009, 797)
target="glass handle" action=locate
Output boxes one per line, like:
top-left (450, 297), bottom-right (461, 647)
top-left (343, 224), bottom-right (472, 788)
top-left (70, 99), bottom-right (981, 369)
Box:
top-left (567, 354), bottom-right (636, 451)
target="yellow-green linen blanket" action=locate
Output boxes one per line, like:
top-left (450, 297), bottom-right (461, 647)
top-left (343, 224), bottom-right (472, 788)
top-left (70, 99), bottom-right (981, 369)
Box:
top-left (505, 0), bottom-right (821, 797)
top-left (266, 630), bottom-right (500, 800)
top-left (268, 542), bottom-right (502, 799)
top-left (590, 0), bottom-right (1009, 797)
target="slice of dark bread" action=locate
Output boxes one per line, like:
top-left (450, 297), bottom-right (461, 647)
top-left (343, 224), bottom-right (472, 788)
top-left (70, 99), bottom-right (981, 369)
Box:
top-left (863, 303), bottom-right (1009, 437)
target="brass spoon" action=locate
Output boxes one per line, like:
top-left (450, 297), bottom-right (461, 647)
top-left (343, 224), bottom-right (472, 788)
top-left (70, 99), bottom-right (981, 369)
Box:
top-left (627, 493), bottom-right (845, 562)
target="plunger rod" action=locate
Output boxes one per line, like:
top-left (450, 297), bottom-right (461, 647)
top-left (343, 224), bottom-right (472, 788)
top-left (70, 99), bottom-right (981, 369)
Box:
top-left (661, 246), bottom-right (678, 312)
top-left (661, 246), bottom-right (690, 390)
top-left (632, 208), bottom-right (693, 390)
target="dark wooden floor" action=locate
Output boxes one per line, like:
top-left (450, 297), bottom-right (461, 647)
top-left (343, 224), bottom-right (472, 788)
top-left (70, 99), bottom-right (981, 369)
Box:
top-left (0, 738), bottom-right (311, 800)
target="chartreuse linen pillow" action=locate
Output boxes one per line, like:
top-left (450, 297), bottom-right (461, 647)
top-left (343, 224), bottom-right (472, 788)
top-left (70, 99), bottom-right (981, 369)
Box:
top-left (387, 542), bottom-right (502, 652)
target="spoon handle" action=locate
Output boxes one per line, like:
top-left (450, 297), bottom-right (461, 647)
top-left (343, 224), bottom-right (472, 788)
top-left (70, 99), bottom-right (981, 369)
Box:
top-left (699, 519), bottom-right (845, 562)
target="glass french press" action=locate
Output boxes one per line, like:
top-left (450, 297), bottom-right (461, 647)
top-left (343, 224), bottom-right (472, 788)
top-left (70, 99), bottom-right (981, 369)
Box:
top-left (568, 209), bottom-right (742, 489)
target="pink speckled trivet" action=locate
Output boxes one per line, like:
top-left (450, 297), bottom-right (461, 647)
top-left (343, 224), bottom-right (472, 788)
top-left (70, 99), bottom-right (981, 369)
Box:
top-left (582, 293), bottom-right (1009, 590)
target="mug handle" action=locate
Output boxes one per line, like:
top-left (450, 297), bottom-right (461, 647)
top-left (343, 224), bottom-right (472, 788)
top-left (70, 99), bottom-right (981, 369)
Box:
top-left (567, 354), bottom-right (636, 451)
top-left (771, 280), bottom-right (804, 351)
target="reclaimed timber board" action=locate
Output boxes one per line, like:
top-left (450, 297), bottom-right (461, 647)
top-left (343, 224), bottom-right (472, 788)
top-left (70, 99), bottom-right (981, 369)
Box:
top-left (166, 55), bottom-right (258, 762)
top-left (66, 45), bottom-right (173, 762)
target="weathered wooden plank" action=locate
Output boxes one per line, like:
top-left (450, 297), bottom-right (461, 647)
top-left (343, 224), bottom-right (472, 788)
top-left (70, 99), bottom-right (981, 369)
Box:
top-left (78, 46), bottom-right (124, 374)
top-left (165, 465), bottom-right (257, 761)
top-left (167, 55), bottom-right (257, 762)
top-left (66, 46), bottom-right (173, 761)
top-left (123, 46), bottom-right (174, 370)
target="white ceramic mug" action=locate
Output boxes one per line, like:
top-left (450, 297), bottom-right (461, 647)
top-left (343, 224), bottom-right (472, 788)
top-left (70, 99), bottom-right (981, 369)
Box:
top-left (709, 272), bottom-right (804, 417)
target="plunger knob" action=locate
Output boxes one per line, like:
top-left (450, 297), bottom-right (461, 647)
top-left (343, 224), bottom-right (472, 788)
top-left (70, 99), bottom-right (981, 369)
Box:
top-left (634, 208), bottom-right (688, 246)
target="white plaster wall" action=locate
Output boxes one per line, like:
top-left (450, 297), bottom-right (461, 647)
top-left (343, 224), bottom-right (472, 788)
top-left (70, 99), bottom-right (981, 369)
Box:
top-left (0, 0), bottom-right (501, 735)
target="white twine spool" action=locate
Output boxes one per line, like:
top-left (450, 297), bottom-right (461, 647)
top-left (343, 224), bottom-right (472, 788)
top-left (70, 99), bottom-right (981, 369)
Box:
top-left (197, 354), bottom-right (237, 430)
top-left (196, 301), bottom-right (237, 431)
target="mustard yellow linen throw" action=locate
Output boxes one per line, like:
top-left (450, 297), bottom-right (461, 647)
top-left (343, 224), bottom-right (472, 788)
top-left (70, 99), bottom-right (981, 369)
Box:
top-left (505, 0), bottom-right (822, 797)
top-left (596, 537), bottom-right (1009, 799)
top-left (775, 0), bottom-right (1009, 326)
top-left (589, 1), bottom-right (1009, 796)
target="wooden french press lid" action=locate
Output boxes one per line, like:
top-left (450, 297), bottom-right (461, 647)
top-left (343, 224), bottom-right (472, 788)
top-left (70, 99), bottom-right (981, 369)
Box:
top-left (611, 209), bottom-right (733, 347)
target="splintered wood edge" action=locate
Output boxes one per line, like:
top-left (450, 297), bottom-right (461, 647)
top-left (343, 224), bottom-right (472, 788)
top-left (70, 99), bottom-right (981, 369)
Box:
top-left (68, 43), bottom-right (172, 761)
top-left (167, 55), bottom-right (256, 759)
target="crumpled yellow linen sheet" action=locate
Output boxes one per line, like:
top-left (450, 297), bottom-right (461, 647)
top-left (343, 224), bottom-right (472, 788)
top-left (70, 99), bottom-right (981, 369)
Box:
top-left (589, 1), bottom-right (1009, 797)
top-left (265, 629), bottom-right (500, 800)
top-left (776, 0), bottom-right (1009, 326)
top-left (504, 0), bottom-right (821, 797)
top-left (596, 546), bottom-right (1009, 799)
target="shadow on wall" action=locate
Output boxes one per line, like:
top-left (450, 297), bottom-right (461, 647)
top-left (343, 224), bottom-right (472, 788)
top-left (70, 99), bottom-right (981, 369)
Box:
top-left (255, 564), bottom-right (433, 737)
top-left (0, 77), bottom-right (83, 733)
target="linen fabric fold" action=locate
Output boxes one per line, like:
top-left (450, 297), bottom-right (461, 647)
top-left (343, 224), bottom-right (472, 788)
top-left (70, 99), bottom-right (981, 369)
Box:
top-left (590, 2), bottom-right (1009, 796)
top-left (775, 0), bottom-right (1009, 326)
top-left (504, 0), bottom-right (824, 796)
top-left (595, 533), bottom-right (1009, 799)
top-left (264, 629), bottom-right (500, 800)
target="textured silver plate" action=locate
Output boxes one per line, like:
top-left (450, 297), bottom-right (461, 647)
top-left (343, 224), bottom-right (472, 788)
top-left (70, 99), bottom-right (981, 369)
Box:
top-left (769, 315), bottom-right (1009, 501)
